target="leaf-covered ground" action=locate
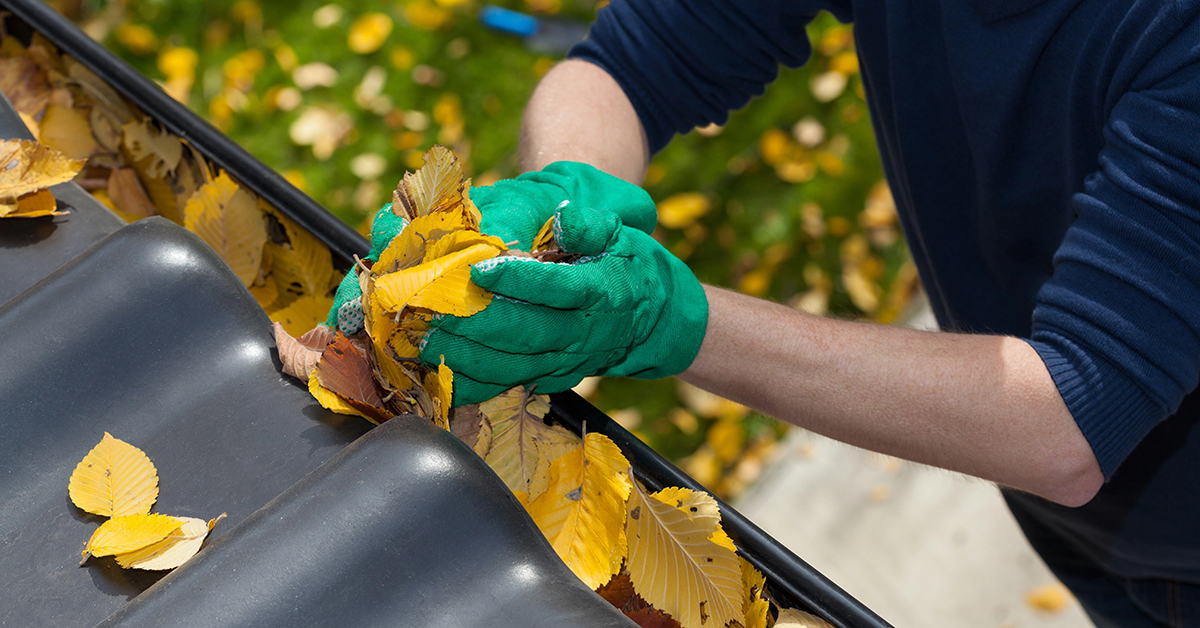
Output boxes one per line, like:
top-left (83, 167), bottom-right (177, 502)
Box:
top-left (63, 0), bottom-right (914, 499)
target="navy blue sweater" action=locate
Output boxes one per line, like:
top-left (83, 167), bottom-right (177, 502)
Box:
top-left (572, 0), bottom-right (1200, 581)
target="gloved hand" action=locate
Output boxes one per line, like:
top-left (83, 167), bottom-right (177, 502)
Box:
top-left (420, 202), bottom-right (709, 405)
top-left (473, 160), bottom-right (658, 249)
top-left (324, 203), bottom-right (408, 333)
top-left (325, 161), bottom-right (657, 335)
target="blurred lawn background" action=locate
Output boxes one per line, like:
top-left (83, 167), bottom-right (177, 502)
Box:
top-left (60, 0), bottom-right (917, 499)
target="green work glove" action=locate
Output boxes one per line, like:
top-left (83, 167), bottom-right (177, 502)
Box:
top-left (421, 203), bottom-right (709, 406)
top-left (323, 203), bottom-right (408, 333)
top-left (325, 161), bottom-right (655, 335)
top-left (473, 161), bottom-right (658, 249)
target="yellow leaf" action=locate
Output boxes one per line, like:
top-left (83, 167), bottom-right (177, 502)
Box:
top-left (123, 118), bottom-right (182, 178)
top-left (532, 216), bottom-right (555, 252)
top-left (83, 513), bottom-right (181, 561)
top-left (707, 417), bottom-right (746, 464)
top-left (114, 515), bottom-right (222, 570)
top-left (404, 0), bottom-right (452, 30)
top-left (657, 192), bottom-right (710, 230)
top-left (35, 105), bottom-right (96, 161)
top-left (373, 243), bottom-right (498, 315)
top-left (115, 24), bottom-right (159, 55)
top-left (0, 139), bottom-right (83, 200)
top-left (625, 480), bottom-right (742, 628)
top-left (391, 145), bottom-right (476, 225)
top-left (68, 432), bottom-right (159, 518)
top-left (308, 367), bottom-right (378, 423)
top-left (184, 171), bottom-right (267, 287)
top-left (130, 152), bottom-right (184, 224)
top-left (423, 229), bottom-right (506, 263)
top-left (375, 215), bottom-right (430, 274)
top-left (3, 189), bottom-right (63, 218)
top-left (270, 294), bottom-right (334, 338)
top-left (775, 608), bottom-right (836, 628)
top-left (525, 433), bottom-right (631, 588)
top-left (261, 201), bottom-right (336, 297)
top-left (482, 387), bottom-right (578, 500)
top-left (348, 13), bottom-right (393, 55)
top-left (740, 556), bottom-right (770, 628)
top-left (158, 46), bottom-right (198, 82)
top-left (423, 361), bottom-right (453, 429)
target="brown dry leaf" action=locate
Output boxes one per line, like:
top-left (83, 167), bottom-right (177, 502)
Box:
top-left (123, 118), bottom-right (182, 178)
top-left (313, 332), bottom-right (394, 423)
top-left (114, 515), bottom-right (223, 570)
top-left (525, 432), bottom-right (632, 589)
top-left (82, 513), bottom-right (182, 563)
top-left (0, 138), bottom-right (84, 200)
top-left (89, 108), bottom-right (124, 154)
top-left (66, 58), bottom-right (133, 123)
top-left (775, 609), bottom-right (836, 628)
top-left (270, 294), bottom-right (334, 338)
top-left (308, 370), bottom-right (379, 423)
top-left (481, 387), bottom-right (578, 500)
top-left (450, 403), bottom-right (488, 452)
top-left (183, 171), bottom-right (267, 287)
top-left (0, 55), bottom-right (50, 118)
top-left (273, 321), bottom-right (334, 381)
top-left (597, 571), bottom-right (639, 610)
top-left (106, 167), bottom-right (157, 221)
top-left (68, 432), bottom-right (159, 518)
top-left (625, 481), bottom-right (742, 628)
top-left (131, 152), bottom-right (182, 223)
top-left (625, 608), bottom-right (683, 628)
top-left (39, 105), bottom-right (97, 160)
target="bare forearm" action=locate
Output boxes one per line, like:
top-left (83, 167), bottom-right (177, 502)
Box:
top-left (681, 285), bottom-right (1104, 507)
top-left (518, 59), bottom-right (650, 183)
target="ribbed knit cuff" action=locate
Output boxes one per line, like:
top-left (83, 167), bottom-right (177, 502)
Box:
top-left (1026, 337), bottom-right (1165, 479)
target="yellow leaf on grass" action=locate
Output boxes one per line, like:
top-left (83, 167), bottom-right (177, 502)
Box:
top-left (776, 608), bottom-right (836, 628)
top-left (308, 367), bottom-right (377, 422)
top-left (270, 294), bottom-right (334, 338)
top-left (348, 13), bottom-right (393, 54)
top-left (83, 513), bottom-right (181, 561)
top-left (68, 432), bottom-right (159, 518)
top-left (625, 480), bottom-right (742, 628)
top-left (482, 387), bottom-right (578, 501)
top-left (114, 515), bottom-right (222, 570)
top-left (657, 192), bottom-right (710, 230)
top-left (0, 138), bottom-right (84, 200)
top-left (184, 171), bottom-right (267, 287)
top-left (423, 361), bottom-right (453, 429)
top-left (373, 243), bottom-right (498, 315)
top-left (39, 105), bottom-right (97, 160)
top-left (525, 433), bottom-right (631, 588)
top-left (123, 118), bottom-right (182, 178)
top-left (741, 556), bottom-right (770, 628)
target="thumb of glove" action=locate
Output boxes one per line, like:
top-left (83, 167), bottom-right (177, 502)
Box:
top-left (554, 203), bottom-right (623, 257)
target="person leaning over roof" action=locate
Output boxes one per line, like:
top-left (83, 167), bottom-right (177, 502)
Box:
top-left (325, 1), bottom-right (1200, 625)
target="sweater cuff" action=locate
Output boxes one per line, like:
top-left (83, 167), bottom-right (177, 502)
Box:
top-left (1026, 337), bottom-right (1165, 479)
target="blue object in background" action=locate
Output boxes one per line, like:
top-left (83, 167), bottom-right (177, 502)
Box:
top-left (479, 5), bottom-right (590, 55)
